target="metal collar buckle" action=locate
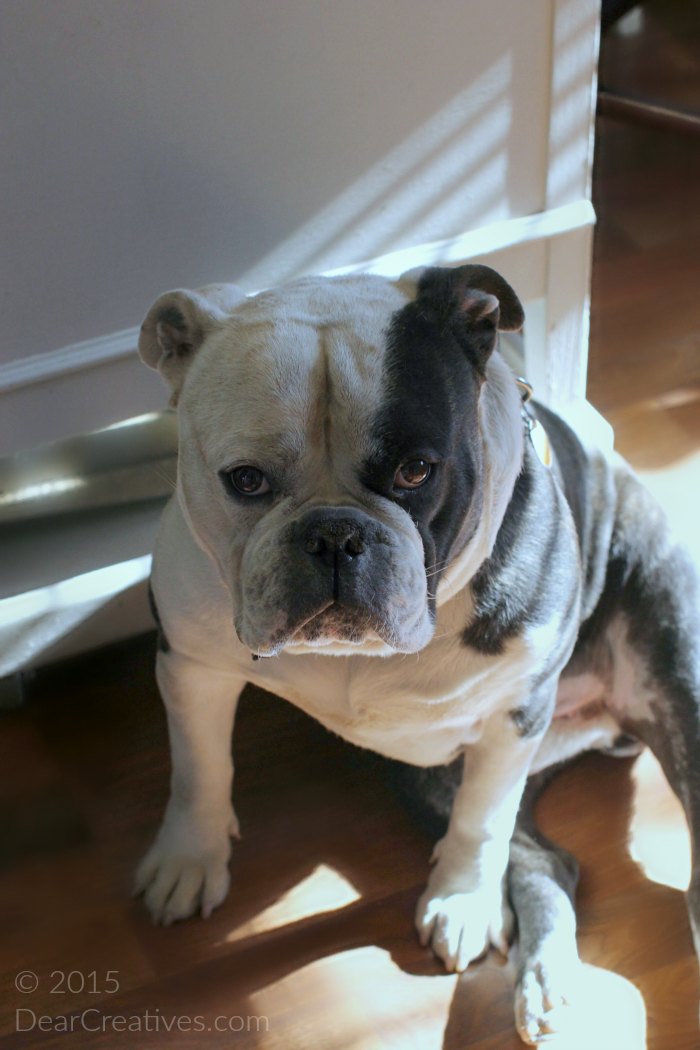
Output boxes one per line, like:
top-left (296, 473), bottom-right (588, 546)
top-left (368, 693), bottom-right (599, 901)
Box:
top-left (515, 377), bottom-right (552, 467)
top-left (515, 377), bottom-right (537, 433)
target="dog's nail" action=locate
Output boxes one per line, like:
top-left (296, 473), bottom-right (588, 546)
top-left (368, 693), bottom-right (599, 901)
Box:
top-left (492, 932), bottom-right (509, 956)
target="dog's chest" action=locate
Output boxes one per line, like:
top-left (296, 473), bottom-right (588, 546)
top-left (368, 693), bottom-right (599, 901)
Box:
top-left (250, 634), bottom-right (535, 766)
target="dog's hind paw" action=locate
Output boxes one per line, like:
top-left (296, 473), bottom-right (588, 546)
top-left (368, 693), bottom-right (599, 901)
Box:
top-left (133, 806), bottom-right (236, 925)
top-left (515, 960), bottom-right (649, 1045)
top-left (514, 957), bottom-right (581, 1045)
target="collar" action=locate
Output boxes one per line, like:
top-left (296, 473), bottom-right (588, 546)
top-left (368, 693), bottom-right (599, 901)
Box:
top-left (515, 376), bottom-right (552, 468)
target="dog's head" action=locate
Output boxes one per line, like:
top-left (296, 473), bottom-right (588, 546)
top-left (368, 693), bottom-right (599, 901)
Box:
top-left (139, 266), bottom-right (524, 657)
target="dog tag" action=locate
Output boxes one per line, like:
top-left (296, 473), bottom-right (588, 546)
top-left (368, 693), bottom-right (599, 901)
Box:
top-left (530, 420), bottom-right (552, 467)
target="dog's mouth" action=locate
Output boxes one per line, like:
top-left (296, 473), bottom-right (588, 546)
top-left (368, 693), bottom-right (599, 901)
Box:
top-left (245, 599), bottom-right (416, 658)
top-left (290, 601), bottom-right (374, 645)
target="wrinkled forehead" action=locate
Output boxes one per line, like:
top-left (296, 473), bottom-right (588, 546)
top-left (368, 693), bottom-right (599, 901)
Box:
top-left (181, 275), bottom-right (412, 462)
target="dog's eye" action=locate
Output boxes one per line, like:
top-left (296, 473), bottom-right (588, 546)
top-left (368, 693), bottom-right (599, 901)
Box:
top-left (394, 459), bottom-right (432, 490)
top-left (225, 466), bottom-right (271, 496)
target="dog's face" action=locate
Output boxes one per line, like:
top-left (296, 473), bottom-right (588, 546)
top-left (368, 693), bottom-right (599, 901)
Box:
top-left (139, 267), bottom-right (524, 657)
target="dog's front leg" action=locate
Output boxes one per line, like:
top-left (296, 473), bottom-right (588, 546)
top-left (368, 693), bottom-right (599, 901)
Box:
top-left (134, 650), bottom-right (244, 925)
top-left (416, 713), bottom-right (543, 972)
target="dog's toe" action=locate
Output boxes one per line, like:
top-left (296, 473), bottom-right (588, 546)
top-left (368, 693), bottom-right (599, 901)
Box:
top-left (132, 850), bottom-right (160, 898)
top-left (201, 864), bottom-right (232, 918)
top-left (144, 861), bottom-right (185, 924)
top-left (160, 865), bottom-right (208, 925)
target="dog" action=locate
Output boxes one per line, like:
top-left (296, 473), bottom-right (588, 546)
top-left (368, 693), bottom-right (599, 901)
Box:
top-left (135, 264), bottom-right (700, 1043)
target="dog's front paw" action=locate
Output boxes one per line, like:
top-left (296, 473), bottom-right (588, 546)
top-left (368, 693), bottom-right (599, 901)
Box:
top-left (134, 806), bottom-right (238, 925)
top-left (415, 863), bottom-right (511, 972)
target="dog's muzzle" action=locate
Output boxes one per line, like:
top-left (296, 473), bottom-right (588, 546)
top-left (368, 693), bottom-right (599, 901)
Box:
top-left (236, 501), bottom-right (431, 656)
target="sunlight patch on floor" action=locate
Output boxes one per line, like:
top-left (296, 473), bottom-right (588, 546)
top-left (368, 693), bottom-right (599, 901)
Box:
top-left (628, 749), bottom-right (691, 892)
top-left (221, 864), bottom-right (361, 946)
top-left (639, 448), bottom-right (700, 570)
top-left (250, 947), bottom-right (457, 1050)
top-left (531, 965), bottom-right (647, 1050)
top-left (246, 949), bottom-right (647, 1049)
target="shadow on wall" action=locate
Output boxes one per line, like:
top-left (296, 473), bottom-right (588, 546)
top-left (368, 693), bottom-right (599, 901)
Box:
top-left (238, 0), bottom-right (599, 289)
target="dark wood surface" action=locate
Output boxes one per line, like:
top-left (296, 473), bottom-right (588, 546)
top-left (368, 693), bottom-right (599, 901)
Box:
top-left (0, 635), bottom-right (696, 1049)
top-left (2, 3), bottom-right (700, 1047)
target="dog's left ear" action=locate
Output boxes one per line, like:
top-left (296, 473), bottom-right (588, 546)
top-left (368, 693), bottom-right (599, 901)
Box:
top-left (404, 264), bottom-right (524, 373)
top-left (139, 283), bottom-right (247, 404)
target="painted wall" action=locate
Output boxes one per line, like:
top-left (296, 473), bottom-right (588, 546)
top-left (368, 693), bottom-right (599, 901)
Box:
top-left (2, 0), bottom-right (553, 364)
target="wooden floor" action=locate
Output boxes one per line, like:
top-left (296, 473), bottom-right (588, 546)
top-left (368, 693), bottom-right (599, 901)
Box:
top-left (3, 5), bottom-right (700, 1049)
top-left (0, 638), bottom-right (696, 1050)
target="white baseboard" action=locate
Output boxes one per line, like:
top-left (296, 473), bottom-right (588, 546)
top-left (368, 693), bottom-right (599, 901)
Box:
top-left (0, 555), bottom-right (153, 678)
top-left (0, 498), bottom-right (163, 678)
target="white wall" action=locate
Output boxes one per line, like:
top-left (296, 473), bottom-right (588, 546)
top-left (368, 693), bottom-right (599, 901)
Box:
top-left (1, 0), bottom-right (599, 454)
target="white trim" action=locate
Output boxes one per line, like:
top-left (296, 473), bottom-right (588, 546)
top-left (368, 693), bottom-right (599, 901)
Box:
top-left (545, 0), bottom-right (601, 210)
top-left (0, 199), bottom-right (595, 397)
top-left (1, 553), bottom-right (152, 630)
top-left (529, 0), bottom-right (600, 410)
top-left (327, 199), bottom-right (595, 278)
top-left (0, 554), bottom-right (153, 678)
top-left (0, 326), bottom-right (139, 393)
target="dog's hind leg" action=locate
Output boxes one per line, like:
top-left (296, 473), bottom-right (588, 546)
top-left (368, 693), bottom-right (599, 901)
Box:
top-left (508, 772), bottom-right (583, 1045)
top-left (616, 624), bottom-right (700, 999)
top-left (602, 468), bottom-right (700, 1017)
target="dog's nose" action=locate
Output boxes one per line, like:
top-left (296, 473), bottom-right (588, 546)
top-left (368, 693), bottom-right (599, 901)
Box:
top-left (299, 509), bottom-right (367, 566)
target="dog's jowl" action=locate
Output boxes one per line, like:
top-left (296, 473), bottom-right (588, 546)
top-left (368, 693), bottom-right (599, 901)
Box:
top-left (135, 265), bottom-right (700, 1044)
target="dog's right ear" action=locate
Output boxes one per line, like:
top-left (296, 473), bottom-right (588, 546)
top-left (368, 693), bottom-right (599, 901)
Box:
top-left (138, 283), bottom-right (246, 403)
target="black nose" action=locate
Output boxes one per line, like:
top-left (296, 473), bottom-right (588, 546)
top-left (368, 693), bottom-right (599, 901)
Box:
top-left (299, 509), bottom-right (367, 567)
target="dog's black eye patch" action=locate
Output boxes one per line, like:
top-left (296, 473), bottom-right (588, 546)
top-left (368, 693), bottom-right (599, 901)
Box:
top-left (360, 446), bottom-right (441, 504)
top-left (362, 295), bottom-right (485, 585)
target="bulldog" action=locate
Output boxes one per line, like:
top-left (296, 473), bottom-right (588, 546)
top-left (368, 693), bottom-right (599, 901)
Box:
top-left (135, 265), bottom-right (700, 1043)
